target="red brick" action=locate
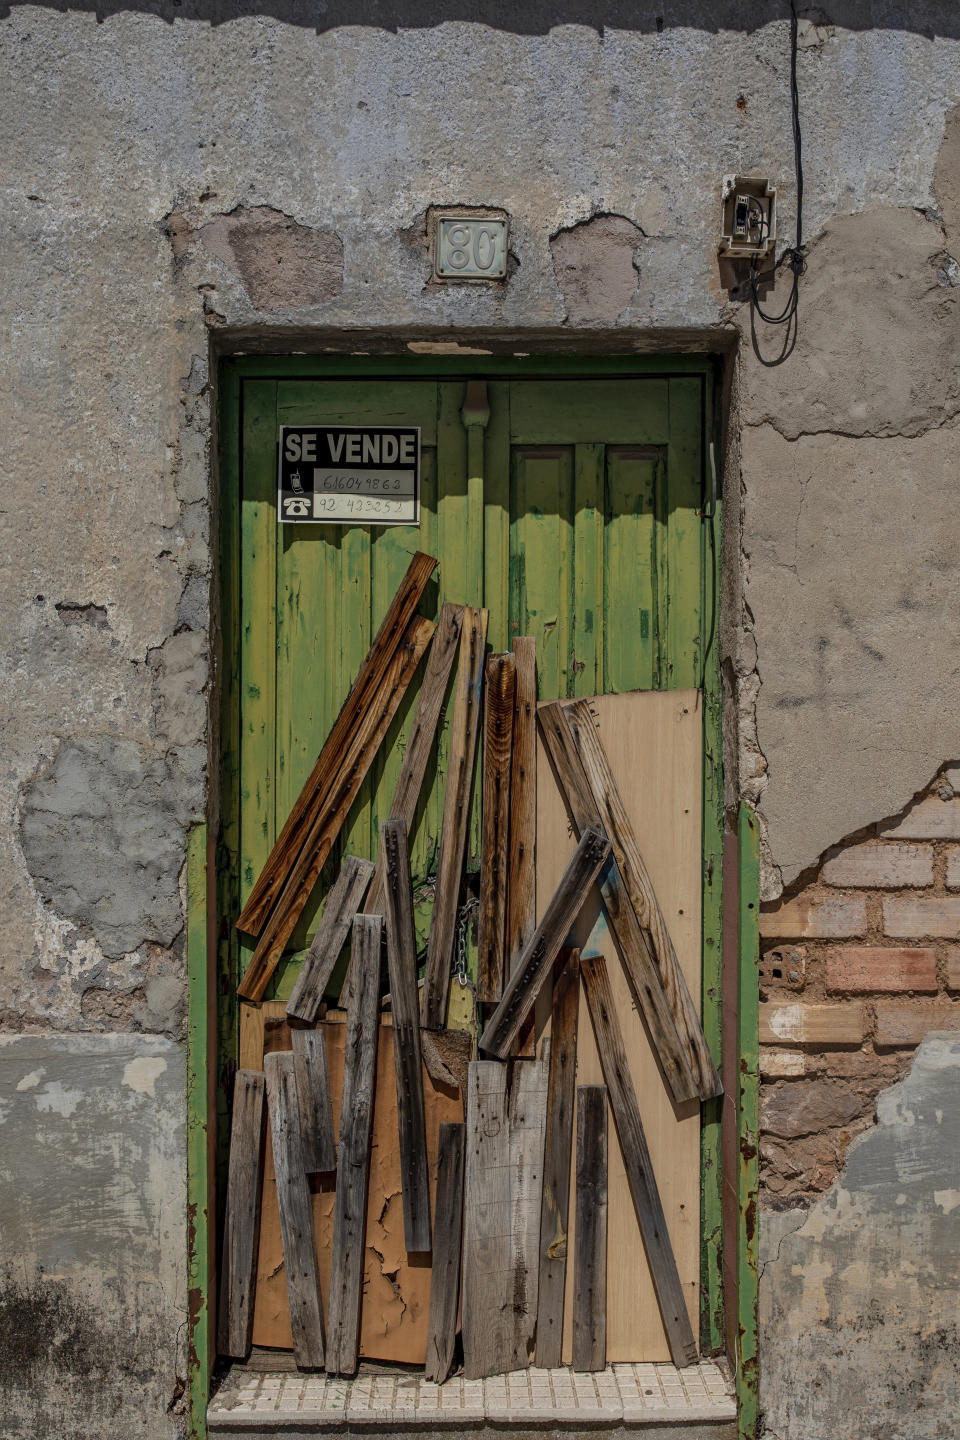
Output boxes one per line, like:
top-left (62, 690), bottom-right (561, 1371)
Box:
top-left (945, 949), bottom-right (960, 993)
top-left (880, 795), bottom-right (960, 839)
top-left (883, 896), bottom-right (960, 938)
top-left (759, 895), bottom-right (867, 940)
top-left (875, 1000), bottom-right (960, 1048)
top-left (825, 946), bottom-right (938, 994)
top-left (822, 842), bottom-right (933, 889)
top-left (759, 1001), bottom-right (867, 1046)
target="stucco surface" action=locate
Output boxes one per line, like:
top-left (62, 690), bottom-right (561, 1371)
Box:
top-left (759, 1034), bottom-right (960, 1440)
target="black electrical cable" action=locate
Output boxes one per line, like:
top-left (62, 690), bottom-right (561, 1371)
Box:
top-left (750, 1), bottom-right (805, 326)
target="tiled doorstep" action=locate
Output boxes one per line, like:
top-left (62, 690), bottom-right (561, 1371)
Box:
top-left (208, 1360), bottom-right (736, 1431)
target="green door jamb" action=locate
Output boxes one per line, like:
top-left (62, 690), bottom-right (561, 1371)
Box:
top-left (737, 804), bottom-right (761, 1438)
top-left (187, 822), bottom-right (213, 1440)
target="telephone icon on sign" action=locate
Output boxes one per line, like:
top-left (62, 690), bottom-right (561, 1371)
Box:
top-left (289, 469), bottom-right (305, 495)
top-left (283, 496), bottom-right (311, 517)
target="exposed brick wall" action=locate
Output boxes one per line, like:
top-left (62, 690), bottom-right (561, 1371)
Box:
top-left (758, 767), bottom-right (960, 1206)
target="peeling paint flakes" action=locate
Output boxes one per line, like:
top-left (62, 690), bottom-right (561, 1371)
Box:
top-left (122, 1057), bottom-right (167, 1095)
top-left (34, 1081), bottom-right (83, 1117)
top-left (934, 1188), bottom-right (960, 1214)
top-left (16, 1068), bottom-right (45, 1091)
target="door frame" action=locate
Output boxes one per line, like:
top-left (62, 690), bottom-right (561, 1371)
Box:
top-left (188, 352), bottom-right (749, 1436)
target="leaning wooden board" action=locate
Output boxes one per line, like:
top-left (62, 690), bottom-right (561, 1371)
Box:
top-left (240, 1003), bottom-right (462, 1361)
top-left (534, 690), bottom-right (702, 1363)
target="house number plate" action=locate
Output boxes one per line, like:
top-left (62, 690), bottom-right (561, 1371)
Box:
top-left (434, 216), bottom-right (508, 279)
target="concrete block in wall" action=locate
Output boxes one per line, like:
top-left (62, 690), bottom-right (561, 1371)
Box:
top-left (883, 896), bottom-right (960, 938)
top-left (759, 896), bottom-right (867, 940)
top-left (875, 1001), bottom-right (960, 1047)
top-left (822, 843), bottom-right (933, 889)
top-left (759, 1001), bottom-right (867, 1047)
top-left (880, 795), bottom-right (960, 840)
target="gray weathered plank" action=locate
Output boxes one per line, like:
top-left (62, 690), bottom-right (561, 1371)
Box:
top-left (580, 952), bottom-right (698, 1368)
top-left (506, 637), bottom-right (537, 980)
top-left (462, 1057), bottom-right (549, 1378)
top-left (573, 1084), bottom-right (608, 1373)
top-left (538, 701), bottom-right (702, 1107)
top-left (285, 856), bottom-right (375, 1024)
top-left (564, 698), bottom-right (722, 1102)
top-left (263, 1051), bottom-right (325, 1369)
top-left (535, 949), bottom-right (580, 1368)
top-left (421, 605), bottom-right (488, 1029)
top-left (477, 652), bottom-right (516, 1003)
top-left (479, 828), bottom-right (610, 1059)
top-left (382, 817), bottom-right (431, 1253)
top-left (326, 914), bottom-right (382, 1375)
top-left (217, 1068), bottom-right (266, 1360)
top-left (424, 1121), bottom-right (466, 1384)
top-left (290, 1027), bottom-right (336, 1174)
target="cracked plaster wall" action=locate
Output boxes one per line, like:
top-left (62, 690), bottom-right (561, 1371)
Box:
top-left (2, 4), bottom-right (960, 1436)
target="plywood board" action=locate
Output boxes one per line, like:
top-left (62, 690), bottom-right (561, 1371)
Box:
top-left (248, 1005), bottom-right (463, 1362)
top-left (535, 690), bottom-right (701, 1364)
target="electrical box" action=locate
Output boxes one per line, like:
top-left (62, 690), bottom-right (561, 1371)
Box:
top-left (719, 176), bottom-right (776, 259)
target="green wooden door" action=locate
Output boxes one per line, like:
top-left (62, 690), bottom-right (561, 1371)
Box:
top-left (231, 374), bottom-right (705, 998)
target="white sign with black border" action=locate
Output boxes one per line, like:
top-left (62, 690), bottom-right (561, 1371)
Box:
top-left (278, 425), bottom-right (420, 525)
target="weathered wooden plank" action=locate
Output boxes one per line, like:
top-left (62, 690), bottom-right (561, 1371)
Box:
top-left (239, 615), bottom-right (434, 1002)
top-left (421, 605), bottom-right (489, 1029)
top-left (424, 1121), bottom-right (466, 1384)
top-left (580, 952), bottom-right (697, 1368)
top-left (217, 1069), bottom-right (266, 1360)
top-left (564, 698), bottom-right (721, 1102)
top-left (338, 602), bottom-right (464, 1010)
top-left (506, 637), bottom-right (537, 979)
top-left (479, 828), bottom-right (610, 1060)
top-left (326, 915), bottom-right (382, 1375)
top-left (462, 1057), bottom-right (549, 1378)
top-left (237, 550), bottom-right (437, 937)
top-left (573, 1084), bottom-right (608, 1373)
top-left (382, 818), bottom-right (431, 1253)
top-left (537, 701), bottom-right (701, 1107)
top-left (290, 1028), bottom-right (336, 1174)
top-left (263, 1051), bottom-right (325, 1369)
top-left (535, 949), bottom-right (580, 1368)
top-left (285, 856), bottom-right (375, 1023)
top-left (477, 652), bottom-right (516, 1003)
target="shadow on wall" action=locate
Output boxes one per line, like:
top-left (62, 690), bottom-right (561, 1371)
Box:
top-left (3, 0), bottom-right (960, 38)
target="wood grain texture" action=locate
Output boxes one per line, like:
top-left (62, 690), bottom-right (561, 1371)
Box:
top-left (285, 856), bottom-right (374, 1023)
top-left (538, 700), bottom-right (700, 1106)
top-left (581, 952), bottom-right (697, 1368)
top-left (217, 1069), bottom-right (266, 1360)
top-left (424, 1121), bottom-right (465, 1383)
top-left (263, 1051), bottom-right (325, 1369)
top-left (477, 652), bottom-right (516, 1003)
top-left (421, 605), bottom-right (489, 1029)
top-left (462, 1057), bottom-right (549, 1378)
top-left (326, 915), bottom-right (382, 1375)
top-left (564, 698), bottom-right (721, 1102)
top-left (290, 1029), bottom-right (336, 1174)
top-left (337, 602), bottom-right (465, 1010)
top-left (237, 550), bottom-right (436, 937)
top-left (239, 615), bottom-right (434, 1002)
top-left (506, 637), bottom-right (537, 979)
top-left (573, 1084), bottom-right (608, 1373)
top-left (479, 828), bottom-right (610, 1060)
top-left (535, 949), bottom-right (580, 1368)
top-left (381, 818), bottom-right (431, 1253)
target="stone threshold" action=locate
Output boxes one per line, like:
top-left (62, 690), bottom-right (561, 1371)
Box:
top-left (208, 1360), bottom-right (736, 1437)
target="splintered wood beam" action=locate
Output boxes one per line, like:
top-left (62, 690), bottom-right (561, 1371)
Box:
top-left (506, 637), bottom-right (537, 981)
top-left (421, 605), bottom-right (489, 1029)
top-left (338, 602), bottom-right (464, 1010)
top-left (424, 1121), bottom-right (466, 1384)
top-left (563, 699), bottom-right (721, 1102)
top-left (263, 1051), bottom-right (325, 1369)
top-left (238, 615), bottom-right (434, 1003)
top-left (237, 550), bottom-right (437, 937)
top-left (477, 652), bottom-right (516, 1003)
top-left (479, 828), bottom-right (610, 1060)
top-left (381, 818), bottom-right (431, 1253)
top-left (285, 856), bottom-right (374, 1023)
top-left (538, 700), bottom-right (702, 1107)
top-left (580, 952), bottom-right (698, 1368)
top-left (290, 1028), bottom-right (336, 1174)
top-left (573, 1084), bottom-right (608, 1373)
top-left (535, 949), bottom-right (580, 1369)
top-left (217, 1069), bottom-right (266, 1360)
top-left (326, 915), bottom-right (382, 1376)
